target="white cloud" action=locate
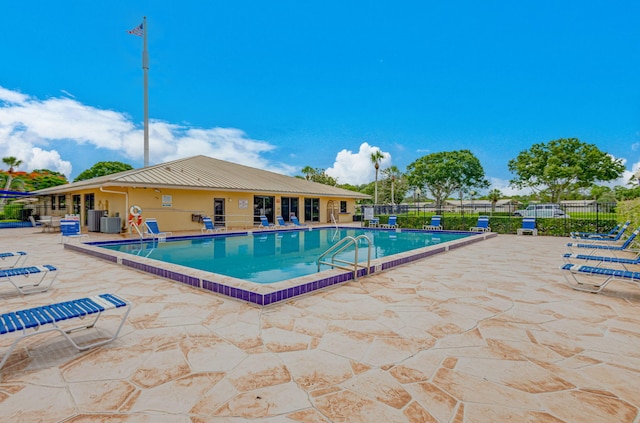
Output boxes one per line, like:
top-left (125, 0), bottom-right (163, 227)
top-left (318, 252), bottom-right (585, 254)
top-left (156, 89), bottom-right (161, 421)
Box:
top-left (0, 86), bottom-right (296, 179)
top-left (325, 142), bottom-right (391, 185)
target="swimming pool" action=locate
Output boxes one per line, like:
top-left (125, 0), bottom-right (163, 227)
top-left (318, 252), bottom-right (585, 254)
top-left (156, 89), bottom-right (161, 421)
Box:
top-left (98, 228), bottom-right (469, 284)
top-left (65, 226), bottom-right (495, 306)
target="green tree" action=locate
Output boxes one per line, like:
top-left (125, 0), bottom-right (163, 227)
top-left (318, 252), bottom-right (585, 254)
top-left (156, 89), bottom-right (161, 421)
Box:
top-left (370, 150), bottom-right (384, 204)
top-left (301, 166), bottom-right (315, 181)
top-left (28, 170), bottom-right (68, 190)
top-left (73, 161), bottom-right (134, 182)
top-left (406, 150), bottom-right (490, 210)
top-left (508, 138), bottom-right (625, 203)
top-left (382, 165), bottom-right (403, 205)
top-left (298, 168), bottom-right (338, 186)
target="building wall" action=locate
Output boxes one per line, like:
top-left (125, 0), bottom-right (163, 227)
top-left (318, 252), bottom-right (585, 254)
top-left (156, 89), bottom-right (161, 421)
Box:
top-left (36, 187), bottom-right (360, 232)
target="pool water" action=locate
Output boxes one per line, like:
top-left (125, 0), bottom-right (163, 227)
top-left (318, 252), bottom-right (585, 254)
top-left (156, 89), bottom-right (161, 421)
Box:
top-left (99, 228), bottom-right (469, 284)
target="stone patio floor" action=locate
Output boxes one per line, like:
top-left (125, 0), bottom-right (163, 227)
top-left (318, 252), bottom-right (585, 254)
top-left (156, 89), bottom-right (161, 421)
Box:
top-left (0, 227), bottom-right (639, 422)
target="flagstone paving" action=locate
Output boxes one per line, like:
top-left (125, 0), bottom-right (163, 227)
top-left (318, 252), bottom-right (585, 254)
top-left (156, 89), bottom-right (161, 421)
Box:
top-left (1, 227), bottom-right (639, 422)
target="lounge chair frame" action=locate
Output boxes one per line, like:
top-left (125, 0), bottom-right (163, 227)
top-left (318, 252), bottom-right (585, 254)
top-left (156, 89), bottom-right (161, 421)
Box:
top-left (0, 265), bottom-right (58, 295)
top-left (0, 293), bottom-right (130, 369)
top-left (423, 216), bottom-right (443, 231)
top-left (567, 227), bottom-right (640, 255)
top-left (290, 216), bottom-right (307, 227)
top-left (144, 218), bottom-right (172, 241)
top-left (60, 219), bottom-right (89, 244)
top-left (380, 216), bottom-right (398, 229)
top-left (517, 218), bottom-right (538, 236)
top-left (0, 252), bottom-right (28, 269)
top-left (470, 216), bottom-right (491, 232)
top-left (258, 215), bottom-right (276, 229)
top-left (560, 263), bottom-right (640, 294)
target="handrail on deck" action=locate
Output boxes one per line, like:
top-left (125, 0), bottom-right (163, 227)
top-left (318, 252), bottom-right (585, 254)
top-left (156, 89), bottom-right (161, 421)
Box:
top-left (317, 234), bottom-right (372, 280)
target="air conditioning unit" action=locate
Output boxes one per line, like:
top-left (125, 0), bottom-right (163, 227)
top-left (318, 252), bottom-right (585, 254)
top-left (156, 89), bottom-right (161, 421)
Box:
top-left (100, 217), bottom-right (122, 234)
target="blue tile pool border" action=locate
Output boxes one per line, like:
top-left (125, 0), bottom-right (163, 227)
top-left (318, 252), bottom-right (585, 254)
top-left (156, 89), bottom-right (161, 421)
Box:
top-left (64, 227), bottom-right (495, 306)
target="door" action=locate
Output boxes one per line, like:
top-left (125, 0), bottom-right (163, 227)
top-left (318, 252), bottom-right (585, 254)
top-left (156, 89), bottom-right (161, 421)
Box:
top-left (281, 197), bottom-right (299, 222)
top-left (304, 198), bottom-right (320, 222)
top-left (254, 195), bottom-right (275, 225)
top-left (83, 193), bottom-right (94, 225)
top-left (213, 198), bottom-right (225, 228)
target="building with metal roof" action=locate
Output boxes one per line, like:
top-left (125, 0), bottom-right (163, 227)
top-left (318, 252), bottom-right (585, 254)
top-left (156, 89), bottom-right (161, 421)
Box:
top-left (30, 155), bottom-right (370, 232)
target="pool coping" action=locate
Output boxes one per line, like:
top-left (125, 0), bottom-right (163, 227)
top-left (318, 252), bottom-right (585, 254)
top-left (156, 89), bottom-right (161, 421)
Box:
top-left (64, 226), bottom-right (496, 306)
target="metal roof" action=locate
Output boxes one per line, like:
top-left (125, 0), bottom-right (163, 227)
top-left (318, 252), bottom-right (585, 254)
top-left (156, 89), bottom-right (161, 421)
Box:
top-left (33, 155), bottom-right (370, 199)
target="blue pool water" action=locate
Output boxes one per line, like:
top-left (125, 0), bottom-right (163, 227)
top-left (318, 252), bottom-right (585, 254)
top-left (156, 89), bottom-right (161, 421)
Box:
top-left (99, 228), bottom-right (470, 284)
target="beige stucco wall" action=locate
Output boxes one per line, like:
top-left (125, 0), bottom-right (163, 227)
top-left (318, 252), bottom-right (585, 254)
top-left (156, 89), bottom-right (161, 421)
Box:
top-left (37, 187), bottom-right (359, 232)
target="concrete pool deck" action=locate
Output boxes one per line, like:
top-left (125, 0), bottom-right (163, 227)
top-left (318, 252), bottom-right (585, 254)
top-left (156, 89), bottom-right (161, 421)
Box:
top-left (0, 227), bottom-right (639, 422)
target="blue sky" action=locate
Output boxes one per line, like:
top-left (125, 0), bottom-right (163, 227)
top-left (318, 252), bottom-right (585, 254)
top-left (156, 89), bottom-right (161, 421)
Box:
top-left (0, 1), bottom-right (638, 194)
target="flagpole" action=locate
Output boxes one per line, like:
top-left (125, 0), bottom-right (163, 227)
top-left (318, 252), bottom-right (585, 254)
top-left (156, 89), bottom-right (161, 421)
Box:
top-left (142, 16), bottom-right (149, 167)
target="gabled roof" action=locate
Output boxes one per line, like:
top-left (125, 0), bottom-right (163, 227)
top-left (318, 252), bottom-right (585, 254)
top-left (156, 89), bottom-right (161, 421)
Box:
top-left (33, 155), bottom-right (370, 199)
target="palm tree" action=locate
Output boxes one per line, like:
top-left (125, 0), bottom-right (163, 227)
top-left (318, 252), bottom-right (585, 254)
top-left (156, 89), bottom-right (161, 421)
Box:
top-left (383, 165), bottom-right (402, 205)
top-left (487, 188), bottom-right (502, 212)
top-left (0, 156), bottom-right (25, 206)
top-left (301, 166), bottom-right (315, 181)
top-left (370, 150), bottom-right (384, 204)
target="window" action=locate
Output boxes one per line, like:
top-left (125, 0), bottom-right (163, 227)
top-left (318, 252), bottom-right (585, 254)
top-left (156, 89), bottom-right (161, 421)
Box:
top-left (51, 195), bottom-right (57, 210)
top-left (340, 201), bottom-right (347, 213)
top-left (58, 195), bottom-right (66, 212)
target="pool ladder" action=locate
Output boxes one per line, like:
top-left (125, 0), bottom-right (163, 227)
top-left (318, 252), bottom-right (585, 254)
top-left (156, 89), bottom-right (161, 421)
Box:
top-left (317, 235), bottom-right (372, 280)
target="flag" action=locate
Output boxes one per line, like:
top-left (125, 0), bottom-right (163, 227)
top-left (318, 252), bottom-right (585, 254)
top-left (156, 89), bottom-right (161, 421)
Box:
top-left (128, 22), bottom-right (144, 36)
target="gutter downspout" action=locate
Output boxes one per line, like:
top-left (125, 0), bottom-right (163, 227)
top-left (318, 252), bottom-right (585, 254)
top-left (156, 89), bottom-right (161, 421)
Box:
top-left (99, 186), bottom-right (129, 230)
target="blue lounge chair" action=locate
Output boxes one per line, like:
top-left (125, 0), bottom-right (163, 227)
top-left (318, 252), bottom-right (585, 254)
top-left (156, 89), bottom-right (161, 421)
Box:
top-left (144, 218), bottom-right (172, 240)
top-left (0, 293), bottom-right (130, 369)
top-left (201, 216), bottom-right (225, 233)
top-left (570, 221), bottom-right (630, 242)
top-left (0, 252), bottom-right (28, 269)
top-left (470, 216), bottom-right (491, 232)
top-left (560, 263), bottom-right (640, 294)
top-left (563, 251), bottom-right (640, 271)
top-left (567, 227), bottom-right (640, 254)
top-left (517, 218), bottom-right (537, 236)
top-left (570, 221), bottom-right (628, 240)
top-left (276, 216), bottom-right (292, 227)
top-left (259, 215), bottom-right (275, 229)
top-left (201, 217), bottom-right (215, 233)
top-left (423, 215), bottom-right (442, 231)
top-left (381, 215), bottom-right (398, 229)
top-left (60, 219), bottom-right (89, 244)
top-left (0, 265), bottom-right (58, 295)
top-left (290, 216), bottom-right (307, 227)
top-left (368, 217), bottom-right (379, 228)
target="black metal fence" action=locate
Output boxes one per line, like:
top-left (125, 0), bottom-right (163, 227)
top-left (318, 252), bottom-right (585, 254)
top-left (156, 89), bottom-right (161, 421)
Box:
top-left (354, 202), bottom-right (619, 237)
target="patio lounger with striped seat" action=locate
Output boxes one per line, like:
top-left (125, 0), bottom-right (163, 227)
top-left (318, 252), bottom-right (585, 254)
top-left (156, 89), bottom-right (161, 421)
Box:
top-left (567, 227), bottom-right (639, 255)
top-left (563, 252), bottom-right (640, 271)
top-left (0, 293), bottom-right (130, 369)
top-left (470, 216), bottom-right (491, 232)
top-left (276, 216), bottom-right (293, 227)
top-left (517, 218), bottom-right (538, 236)
top-left (258, 215), bottom-right (276, 229)
top-left (144, 218), bottom-right (172, 241)
top-left (560, 263), bottom-right (640, 294)
top-left (0, 252), bottom-right (28, 269)
top-left (0, 265), bottom-right (58, 295)
top-left (381, 215), bottom-right (398, 229)
top-left (290, 216), bottom-right (307, 227)
top-left (570, 221), bottom-right (629, 240)
top-left (423, 215), bottom-right (443, 231)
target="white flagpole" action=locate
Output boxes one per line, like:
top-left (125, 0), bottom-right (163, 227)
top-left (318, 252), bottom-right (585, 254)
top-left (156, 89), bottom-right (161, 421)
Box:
top-left (142, 16), bottom-right (149, 167)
